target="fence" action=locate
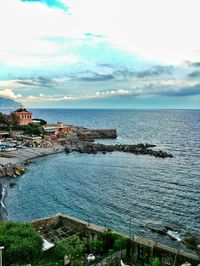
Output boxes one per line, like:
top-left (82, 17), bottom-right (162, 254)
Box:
top-left (91, 249), bottom-right (126, 266)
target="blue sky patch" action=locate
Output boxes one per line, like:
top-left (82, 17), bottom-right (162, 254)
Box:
top-left (21, 0), bottom-right (68, 10)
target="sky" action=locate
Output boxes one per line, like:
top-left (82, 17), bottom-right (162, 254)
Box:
top-left (0, 0), bottom-right (200, 108)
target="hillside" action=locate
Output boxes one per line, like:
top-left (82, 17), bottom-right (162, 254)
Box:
top-left (0, 97), bottom-right (22, 108)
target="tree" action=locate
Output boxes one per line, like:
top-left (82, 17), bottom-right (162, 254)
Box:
top-left (0, 222), bottom-right (43, 265)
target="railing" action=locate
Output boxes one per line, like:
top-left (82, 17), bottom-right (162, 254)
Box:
top-left (90, 249), bottom-right (126, 266)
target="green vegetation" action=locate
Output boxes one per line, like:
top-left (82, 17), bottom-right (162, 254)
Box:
top-left (145, 257), bottom-right (160, 266)
top-left (0, 222), bottom-right (129, 266)
top-left (102, 230), bottom-right (128, 253)
top-left (23, 123), bottom-right (44, 135)
top-left (0, 112), bottom-right (12, 131)
top-left (0, 222), bottom-right (43, 266)
top-left (91, 230), bottom-right (128, 256)
top-left (54, 236), bottom-right (86, 265)
top-left (33, 249), bottom-right (63, 266)
top-left (13, 123), bottom-right (44, 136)
top-left (151, 257), bottom-right (160, 266)
top-left (90, 239), bottom-right (104, 254)
top-left (0, 111), bottom-right (45, 135)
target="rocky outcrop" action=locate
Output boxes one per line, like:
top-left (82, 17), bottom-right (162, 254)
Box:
top-left (75, 128), bottom-right (117, 142)
top-left (0, 163), bottom-right (26, 178)
top-left (144, 222), bottom-right (200, 251)
top-left (65, 142), bottom-right (173, 158)
top-left (181, 236), bottom-right (200, 250)
top-left (63, 127), bottom-right (172, 158)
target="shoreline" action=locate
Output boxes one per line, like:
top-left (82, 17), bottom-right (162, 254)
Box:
top-left (0, 144), bottom-right (65, 221)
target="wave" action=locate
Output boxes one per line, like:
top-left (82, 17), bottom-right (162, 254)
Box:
top-left (1, 187), bottom-right (7, 212)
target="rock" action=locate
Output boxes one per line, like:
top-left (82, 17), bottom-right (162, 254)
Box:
top-left (0, 166), bottom-right (5, 177)
top-left (65, 142), bottom-right (173, 158)
top-left (15, 167), bottom-right (26, 176)
top-left (0, 163), bottom-right (26, 177)
top-left (75, 128), bottom-right (117, 141)
top-left (4, 163), bottom-right (15, 177)
top-left (181, 235), bottom-right (200, 250)
top-left (24, 160), bottom-right (32, 166)
top-left (145, 223), bottom-right (168, 235)
top-left (9, 181), bottom-right (16, 187)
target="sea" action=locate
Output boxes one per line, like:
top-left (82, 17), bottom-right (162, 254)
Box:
top-left (3, 109), bottom-right (200, 250)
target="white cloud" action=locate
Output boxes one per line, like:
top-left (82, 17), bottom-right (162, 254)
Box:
top-left (0, 89), bottom-right (22, 99)
top-left (96, 89), bottom-right (129, 97)
top-left (64, 0), bottom-right (200, 64)
top-left (0, 80), bottom-right (25, 89)
top-left (1, 0), bottom-right (200, 70)
top-left (0, 0), bottom-right (80, 67)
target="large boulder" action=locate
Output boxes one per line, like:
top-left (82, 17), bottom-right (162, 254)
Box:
top-left (145, 223), bottom-right (168, 235)
top-left (4, 163), bottom-right (15, 177)
top-left (0, 165), bottom-right (5, 177)
top-left (15, 166), bottom-right (26, 176)
top-left (181, 235), bottom-right (200, 250)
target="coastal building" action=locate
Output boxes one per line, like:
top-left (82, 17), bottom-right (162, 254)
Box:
top-left (0, 131), bottom-right (9, 139)
top-left (11, 108), bottom-right (32, 126)
top-left (19, 135), bottom-right (42, 147)
top-left (43, 122), bottom-right (74, 139)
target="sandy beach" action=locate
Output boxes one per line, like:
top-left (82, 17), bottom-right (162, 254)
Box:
top-left (0, 144), bottom-right (65, 165)
top-left (0, 144), bottom-right (65, 221)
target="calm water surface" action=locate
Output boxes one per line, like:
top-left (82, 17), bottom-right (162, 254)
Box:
top-left (5, 109), bottom-right (200, 249)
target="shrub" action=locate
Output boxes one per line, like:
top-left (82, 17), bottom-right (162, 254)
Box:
top-left (113, 235), bottom-right (128, 251)
top-left (101, 231), bottom-right (128, 253)
top-left (91, 239), bottom-right (104, 254)
top-left (102, 231), bottom-right (116, 252)
top-left (151, 257), bottom-right (160, 266)
top-left (12, 123), bottom-right (44, 136)
top-left (0, 222), bottom-right (43, 265)
top-left (54, 236), bottom-right (86, 260)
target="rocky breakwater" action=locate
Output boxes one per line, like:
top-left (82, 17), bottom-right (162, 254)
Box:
top-left (75, 127), bottom-right (117, 142)
top-left (64, 127), bottom-right (173, 158)
top-left (65, 142), bottom-right (173, 158)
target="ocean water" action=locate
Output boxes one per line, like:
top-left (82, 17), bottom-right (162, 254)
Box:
top-left (4, 109), bottom-right (200, 249)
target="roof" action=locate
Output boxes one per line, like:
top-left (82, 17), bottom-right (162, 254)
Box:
top-left (12, 108), bottom-right (32, 113)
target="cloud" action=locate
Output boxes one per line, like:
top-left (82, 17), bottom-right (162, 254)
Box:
top-left (159, 83), bottom-right (200, 97)
top-left (84, 33), bottom-right (105, 39)
top-left (188, 71), bottom-right (200, 78)
top-left (0, 89), bottom-right (22, 100)
top-left (17, 77), bottom-right (58, 87)
top-left (70, 72), bottom-right (114, 82)
top-left (133, 81), bottom-right (200, 97)
top-left (187, 61), bottom-right (200, 68)
top-left (133, 65), bottom-right (173, 78)
top-left (67, 65), bottom-right (174, 82)
top-left (0, 80), bottom-right (26, 89)
top-left (95, 89), bottom-right (129, 97)
top-left (20, 89), bottom-right (130, 103)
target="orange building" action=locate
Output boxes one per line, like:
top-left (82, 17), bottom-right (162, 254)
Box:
top-left (56, 122), bottom-right (73, 134)
top-left (11, 108), bottom-right (32, 126)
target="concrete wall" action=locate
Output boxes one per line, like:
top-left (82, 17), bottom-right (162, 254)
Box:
top-left (31, 213), bottom-right (200, 265)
